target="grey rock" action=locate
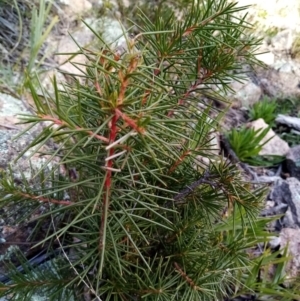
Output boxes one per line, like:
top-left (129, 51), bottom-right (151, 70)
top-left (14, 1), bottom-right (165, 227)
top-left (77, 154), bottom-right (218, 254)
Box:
top-left (0, 93), bottom-right (54, 181)
top-left (256, 67), bottom-right (300, 98)
top-left (268, 236), bottom-right (281, 249)
top-left (229, 77), bottom-right (262, 108)
top-left (286, 145), bottom-right (300, 179)
top-left (56, 0), bottom-right (92, 19)
top-left (255, 52), bottom-right (275, 65)
top-left (271, 29), bottom-right (295, 53)
top-left (98, 16), bottom-right (127, 46)
top-left (0, 93), bottom-right (62, 296)
top-left (54, 22), bottom-right (95, 77)
top-left (279, 228), bottom-right (300, 280)
top-left (276, 114), bottom-right (300, 131)
top-left (278, 62), bottom-right (294, 73)
top-left (0, 93), bottom-right (28, 116)
top-left (291, 129), bottom-right (300, 136)
top-left (234, 0), bottom-right (300, 34)
top-left (261, 203), bottom-right (288, 217)
top-left (220, 108), bottom-right (247, 131)
top-left (257, 176), bottom-right (282, 183)
top-left (269, 177), bottom-right (300, 229)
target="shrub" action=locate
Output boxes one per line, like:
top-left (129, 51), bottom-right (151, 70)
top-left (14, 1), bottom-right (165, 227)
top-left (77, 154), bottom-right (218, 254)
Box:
top-left (0, 0), bottom-right (297, 300)
top-left (249, 97), bottom-right (277, 125)
top-left (226, 126), bottom-right (283, 166)
top-left (0, 0), bottom-right (57, 93)
top-left (275, 97), bottom-right (300, 117)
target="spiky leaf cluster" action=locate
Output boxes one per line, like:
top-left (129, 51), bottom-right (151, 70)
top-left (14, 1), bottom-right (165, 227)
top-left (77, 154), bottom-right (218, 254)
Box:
top-left (1, 1), bottom-right (296, 300)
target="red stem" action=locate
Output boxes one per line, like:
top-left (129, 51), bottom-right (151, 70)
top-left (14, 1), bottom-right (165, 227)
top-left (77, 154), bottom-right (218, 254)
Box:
top-left (168, 150), bottom-right (191, 174)
top-left (39, 115), bottom-right (109, 143)
top-left (99, 113), bottom-right (119, 251)
top-left (20, 192), bottom-right (73, 206)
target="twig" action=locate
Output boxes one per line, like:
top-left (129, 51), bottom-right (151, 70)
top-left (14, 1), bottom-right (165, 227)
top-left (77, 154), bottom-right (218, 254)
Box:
top-left (221, 135), bottom-right (259, 181)
top-left (174, 262), bottom-right (200, 290)
top-left (174, 170), bottom-right (216, 201)
top-left (163, 171), bottom-right (218, 208)
top-left (19, 192), bottom-right (73, 206)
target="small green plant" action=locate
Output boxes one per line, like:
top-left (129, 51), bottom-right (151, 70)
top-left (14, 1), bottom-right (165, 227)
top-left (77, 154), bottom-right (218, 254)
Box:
top-left (275, 97), bottom-right (300, 117)
top-left (249, 97), bottom-right (277, 125)
top-left (291, 34), bottom-right (300, 59)
top-left (279, 131), bottom-right (300, 147)
top-left (0, 0), bottom-right (57, 94)
top-left (215, 211), bottom-right (300, 300)
top-left (226, 126), bottom-right (283, 166)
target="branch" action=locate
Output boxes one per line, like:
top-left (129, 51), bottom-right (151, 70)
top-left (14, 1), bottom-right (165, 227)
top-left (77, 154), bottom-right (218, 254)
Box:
top-left (39, 115), bottom-right (109, 143)
top-left (221, 135), bottom-right (259, 181)
top-left (18, 192), bottom-right (73, 206)
top-left (162, 171), bottom-right (219, 210)
top-left (174, 262), bottom-right (201, 290)
top-left (173, 170), bottom-right (217, 202)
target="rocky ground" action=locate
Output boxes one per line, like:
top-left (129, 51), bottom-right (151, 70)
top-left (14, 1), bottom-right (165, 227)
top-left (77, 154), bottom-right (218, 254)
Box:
top-left (1, 0), bottom-right (300, 300)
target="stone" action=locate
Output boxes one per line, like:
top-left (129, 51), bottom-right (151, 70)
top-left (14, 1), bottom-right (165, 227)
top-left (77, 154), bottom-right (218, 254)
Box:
top-left (231, 0), bottom-right (300, 33)
top-left (229, 0), bottom-right (300, 102)
top-left (276, 114), bottom-right (300, 132)
top-left (268, 236), bottom-right (281, 249)
top-left (0, 93), bottom-right (28, 117)
top-left (229, 78), bottom-right (262, 108)
top-left (58, 0), bottom-right (92, 18)
top-left (39, 69), bottom-right (67, 97)
top-left (279, 228), bottom-right (300, 280)
top-left (98, 17), bottom-right (127, 46)
top-left (271, 29), bottom-right (295, 53)
top-left (268, 177), bottom-right (300, 229)
top-left (261, 202), bottom-right (288, 218)
top-left (282, 178), bottom-right (300, 229)
top-left (256, 67), bottom-right (300, 98)
top-left (0, 92), bottom-right (60, 183)
top-left (0, 94), bottom-right (63, 295)
top-left (255, 52), bottom-right (275, 66)
top-left (248, 118), bottom-right (290, 157)
top-left (220, 108), bottom-right (247, 132)
top-left (272, 59), bottom-right (289, 71)
top-left (286, 145), bottom-right (300, 179)
top-left (53, 15), bottom-right (129, 77)
top-left (55, 22), bottom-right (95, 76)
top-left (278, 62), bottom-right (294, 73)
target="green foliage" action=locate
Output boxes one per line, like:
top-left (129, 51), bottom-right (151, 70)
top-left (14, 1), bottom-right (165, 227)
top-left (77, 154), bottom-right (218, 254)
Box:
top-left (249, 97), bottom-right (277, 125)
top-left (291, 34), bottom-right (300, 59)
top-left (226, 126), bottom-right (283, 166)
top-left (273, 97), bottom-right (300, 147)
top-left (27, 0), bottom-right (58, 75)
top-left (215, 211), bottom-right (300, 300)
top-left (0, 0), bottom-right (297, 300)
top-left (226, 126), bottom-right (269, 165)
top-left (275, 97), bottom-right (300, 117)
top-left (98, 0), bottom-right (198, 27)
top-left (0, 249), bottom-right (76, 300)
top-left (278, 131), bottom-right (300, 147)
top-left (0, 0), bottom-right (57, 94)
